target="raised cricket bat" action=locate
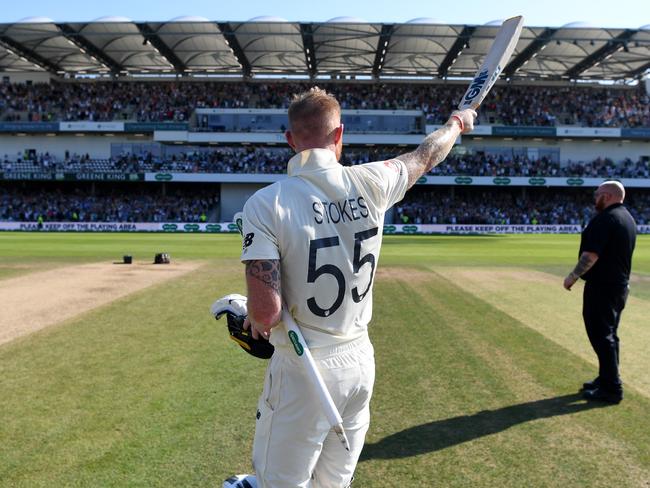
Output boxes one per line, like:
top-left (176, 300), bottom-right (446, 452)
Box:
top-left (458, 15), bottom-right (524, 110)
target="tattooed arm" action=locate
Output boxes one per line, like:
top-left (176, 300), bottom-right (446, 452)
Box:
top-left (244, 259), bottom-right (282, 339)
top-left (398, 109), bottom-right (476, 189)
top-left (563, 251), bottom-right (599, 290)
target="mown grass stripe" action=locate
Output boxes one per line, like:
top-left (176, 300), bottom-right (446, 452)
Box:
top-left (435, 266), bottom-right (650, 399)
top-left (357, 266), bottom-right (650, 487)
top-left (1, 234), bottom-right (649, 487)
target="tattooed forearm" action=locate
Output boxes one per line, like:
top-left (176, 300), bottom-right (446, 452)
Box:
top-left (246, 260), bottom-right (281, 294)
top-left (571, 252), bottom-right (598, 278)
top-left (399, 122), bottom-right (460, 188)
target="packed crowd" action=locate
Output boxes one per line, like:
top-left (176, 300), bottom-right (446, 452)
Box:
top-left (482, 85), bottom-right (650, 127)
top-left (1, 80), bottom-right (648, 127)
top-left (4, 148), bottom-right (649, 179)
top-left (348, 150), bottom-right (650, 178)
top-left (2, 185), bottom-right (648, 225)
top-left (111, 147), bottom-right (290, 174)
top-left (0, 186), bottom-right (218, 223)
top-left (430, 154), bottom-right (650, 178)
top-left (396, 189), bottom-right (650, 225)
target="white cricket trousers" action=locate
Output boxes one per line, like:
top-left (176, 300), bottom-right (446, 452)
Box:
top-left (252, 333), bottom-right (375, 488)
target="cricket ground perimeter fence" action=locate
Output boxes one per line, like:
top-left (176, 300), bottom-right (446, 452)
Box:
top-left (2, 222), bottom-right (649, 235)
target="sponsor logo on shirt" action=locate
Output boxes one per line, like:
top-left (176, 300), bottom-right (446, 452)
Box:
top-left (288, 330), bottom-right (304, 356)
top-left (243, 232), bottom-right (255, 250)
top-left (383, 160), bottom-right (401, 174)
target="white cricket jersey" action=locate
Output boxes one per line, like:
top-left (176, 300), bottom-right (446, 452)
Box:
top-left (240, 148), bottom-right (408, 348)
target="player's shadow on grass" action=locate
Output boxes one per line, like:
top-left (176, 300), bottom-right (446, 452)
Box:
top-left (360, 393), bottom-right (608, 460)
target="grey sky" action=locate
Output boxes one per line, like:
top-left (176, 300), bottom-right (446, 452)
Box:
top-left (1, 0), bottom-right (648, 28)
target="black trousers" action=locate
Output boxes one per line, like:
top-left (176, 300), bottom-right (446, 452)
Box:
top-left (582, 280), bottom-right (629, 392)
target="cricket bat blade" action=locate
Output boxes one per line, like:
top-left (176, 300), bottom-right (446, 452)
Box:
top-left (458, 15), bottom-right (524, 110)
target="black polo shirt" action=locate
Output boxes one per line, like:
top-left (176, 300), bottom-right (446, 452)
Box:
top-left (579, 203), bottom-right (636, 286)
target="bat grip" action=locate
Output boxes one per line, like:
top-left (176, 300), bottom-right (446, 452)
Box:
top-left (333, 424), bottom-right (351, 452)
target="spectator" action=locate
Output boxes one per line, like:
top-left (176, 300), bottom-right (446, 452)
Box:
top-left (2, 148), bottom-right (648, 179)
top-left (1, 81), bottom-right (648, 128)
top-left (0, 186), bottom-right (219, 223)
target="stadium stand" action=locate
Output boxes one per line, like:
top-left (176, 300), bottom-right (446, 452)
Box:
top-left (2, 148), bottom-right (648, 178)
top-left (1, 81), bottom-right (648, 128)
top-left (0, 183), bottom-right (218, 223)
top-left (397, 188), bottom-right (650, 226)
top-left (1, 18), bottom-right (649, 232)
top-left (3, 184), bottom-right (648, 226)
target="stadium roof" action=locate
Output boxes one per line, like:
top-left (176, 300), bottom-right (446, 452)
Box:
top-left (0, 18), bottom-right (648, 81)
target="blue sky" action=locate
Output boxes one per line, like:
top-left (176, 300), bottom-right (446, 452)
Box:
top-left (1, 0), bottom-right (648, 28)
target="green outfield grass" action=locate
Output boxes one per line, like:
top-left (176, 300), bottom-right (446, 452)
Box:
top-left (0, 232), bottom-right (648, 487)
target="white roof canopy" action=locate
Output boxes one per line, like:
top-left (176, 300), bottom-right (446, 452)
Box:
top-left (0, 19), bottom-right (647, 80)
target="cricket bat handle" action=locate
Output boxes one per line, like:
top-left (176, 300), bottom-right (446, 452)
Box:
top-left (281, 306), bottom-right (350, 452)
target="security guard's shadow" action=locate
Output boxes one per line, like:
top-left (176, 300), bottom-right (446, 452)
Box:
top-left (360, 393), bottom-right (608, 460)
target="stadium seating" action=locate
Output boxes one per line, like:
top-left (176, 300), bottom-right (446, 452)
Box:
top-left (1, 79), bottom-right (649, 227)
top-left (397, 188), bottom-right (650, 225)
top-left (2, 148), bottom-right (648, 179)
top-left (1, 81), bottom-right (648, 128)
top-left (3, 185), bottom-right (648, 225)
top-left (0, 185), bottom-right (217, 223)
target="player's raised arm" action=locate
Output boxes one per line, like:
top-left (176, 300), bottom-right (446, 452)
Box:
top-left (398, 109), bottom-right (476, 188)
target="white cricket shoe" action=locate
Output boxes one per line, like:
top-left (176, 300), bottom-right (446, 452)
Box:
top-left (222, 474), bottom-right (257, 488)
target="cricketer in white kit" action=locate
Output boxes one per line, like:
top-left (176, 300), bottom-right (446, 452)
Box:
top-left (241, 148), bottom-right (406, 487)
top-left (237, 87), bottom-right (476, 488)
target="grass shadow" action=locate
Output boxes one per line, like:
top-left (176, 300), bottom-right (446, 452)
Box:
top-left (360, 393), bottom-right (610, 460)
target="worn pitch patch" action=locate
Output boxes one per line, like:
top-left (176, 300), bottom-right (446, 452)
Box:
top-left (375, 266), bottom-right (432, 284)
top-left (0, 261), bottom-right (202, 346)
top-left (435, 267), bottom-right (650, 398)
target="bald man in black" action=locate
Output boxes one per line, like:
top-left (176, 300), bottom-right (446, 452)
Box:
top-left (564, 181), bottom-right (636, 404)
